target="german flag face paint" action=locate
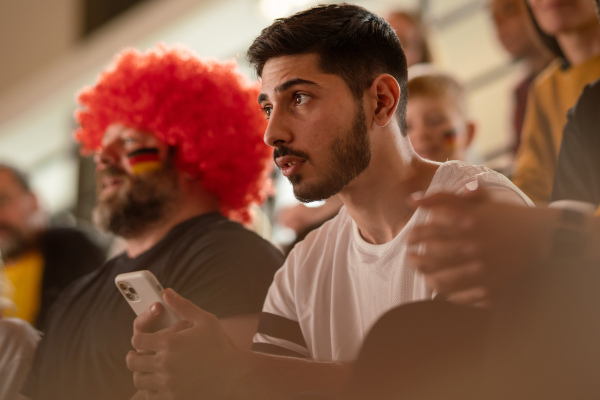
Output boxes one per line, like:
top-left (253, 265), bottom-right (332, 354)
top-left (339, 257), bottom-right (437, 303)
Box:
top-left (442, 129), bottom-right (457, 149)
top-left (127, 147), bottom-right (162, 175)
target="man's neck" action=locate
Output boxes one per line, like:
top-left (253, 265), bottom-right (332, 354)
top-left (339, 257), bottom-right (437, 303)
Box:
top-left (124, 201), bottom-right (219, 258)
top-left (557, 23), bottom-right (600, 65)
top-left (339, 143), bottom-right (439, 245)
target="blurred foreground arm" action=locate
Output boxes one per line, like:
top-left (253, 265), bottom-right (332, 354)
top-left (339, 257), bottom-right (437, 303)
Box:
top-left (408, 185), bottom-right (600, 306)
top-left (127, 289), bottom-right (350, 399)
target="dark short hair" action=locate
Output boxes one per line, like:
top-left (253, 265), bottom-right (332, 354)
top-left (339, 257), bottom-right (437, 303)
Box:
top-left (0, 163), bottom-right (31, 193)
top-left (247, 3), bottom-right (409, 135)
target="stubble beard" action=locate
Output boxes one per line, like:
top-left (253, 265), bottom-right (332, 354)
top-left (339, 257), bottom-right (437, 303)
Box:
top-left (291, 105), bottom-right (371, 203)
top-left (92, 163), bottom-right (179, 239)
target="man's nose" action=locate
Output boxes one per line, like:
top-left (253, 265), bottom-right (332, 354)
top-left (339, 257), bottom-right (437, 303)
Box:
top-left (94, 144), bottom-right (119, 170)
top-left (263, 109), bottom-right (292, 148)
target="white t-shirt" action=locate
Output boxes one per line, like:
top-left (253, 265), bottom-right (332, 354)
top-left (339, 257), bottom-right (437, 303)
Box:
top-left (253, 161), bottom-right (532, 362)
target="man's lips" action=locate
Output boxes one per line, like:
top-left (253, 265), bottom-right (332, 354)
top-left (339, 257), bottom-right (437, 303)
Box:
top-left (275, 156), bottom-right (306, 177)
top-left (101, 176), bottom-right (123, 189)
top-left (98, 175), bottom-right (128, 198)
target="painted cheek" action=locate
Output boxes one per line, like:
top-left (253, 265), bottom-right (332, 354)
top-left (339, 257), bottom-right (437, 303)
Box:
top-left (126, 147), bottom-right (162, 175)
top-left (442, 129), bottom-right (457, 150)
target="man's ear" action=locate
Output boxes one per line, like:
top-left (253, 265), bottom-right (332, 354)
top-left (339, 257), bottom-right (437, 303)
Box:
top-left (368, 74), bottom-right (400, 127)
top-left (465, 121), bottom-right (476, 148)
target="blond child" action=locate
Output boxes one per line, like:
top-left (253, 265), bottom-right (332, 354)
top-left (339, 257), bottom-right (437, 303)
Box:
top-left (406, 70), bottom-right (476, 163)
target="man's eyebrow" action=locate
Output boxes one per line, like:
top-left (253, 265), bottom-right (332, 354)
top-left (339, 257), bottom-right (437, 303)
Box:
top-left (258, 78), bottom-right (318, 104)
top-left (276, 78), bottom-right (317, 93)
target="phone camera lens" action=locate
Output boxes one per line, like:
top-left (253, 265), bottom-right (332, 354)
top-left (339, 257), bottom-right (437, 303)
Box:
top-left (128, 287), bottom-right (137, 295)
top-left (125, 292), bottom-right (134, 300)
top-left (118, 282), bottom-right (127, 291)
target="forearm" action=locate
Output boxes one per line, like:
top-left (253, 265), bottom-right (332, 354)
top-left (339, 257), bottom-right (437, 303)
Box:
top-left (227, 350), bottom-right (351, 400)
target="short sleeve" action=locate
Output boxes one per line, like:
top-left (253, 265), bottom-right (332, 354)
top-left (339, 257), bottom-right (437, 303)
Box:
top-left (456, 170), bottom-right (534, 207)
top-left (252, 251), bottom-right (310, 359)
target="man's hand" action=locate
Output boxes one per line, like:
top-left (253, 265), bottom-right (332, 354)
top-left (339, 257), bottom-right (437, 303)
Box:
top-left (126, 289), bottom-right (244, 399)
top-left (408, 185), bottom-right (554, 307)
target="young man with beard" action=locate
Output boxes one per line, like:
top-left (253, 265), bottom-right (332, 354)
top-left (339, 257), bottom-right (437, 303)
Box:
top-left (19, 45), bottom-right (284, 400)
top-left (124, 4), bottom-right (531, 399)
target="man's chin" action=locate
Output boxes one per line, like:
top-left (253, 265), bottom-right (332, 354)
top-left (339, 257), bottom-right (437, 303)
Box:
top-left (292, 183), bottom-right (337, 204)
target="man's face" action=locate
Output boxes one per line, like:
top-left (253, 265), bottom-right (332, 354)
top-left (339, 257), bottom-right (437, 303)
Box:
top-left (93, 124), bottom-right (178, 238)
top-left (406, 94), bottom-right (473, 163)
top-left (0, 169), bottom-right (38, 260)
top-left (259, 53), bottom-right (371, 203)
top-left (528, 0), bottom-right (598, 35)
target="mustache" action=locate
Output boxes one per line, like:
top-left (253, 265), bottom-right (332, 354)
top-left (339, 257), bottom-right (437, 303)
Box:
top-left (273, 146), bottom-right (311, 162)
top-left (96, 165), bottom-right (129, 180)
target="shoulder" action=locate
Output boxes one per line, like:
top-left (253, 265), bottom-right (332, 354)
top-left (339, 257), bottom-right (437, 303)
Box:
top-left (532, 59), bottom-right (564, 90)
top-left (435, 161), bottom-right (532, 205)
top-left (171, 214), bottom-right (284, 266)
top-left (434, 161), bottom-right (508, 188)
top-left (279, 207), bottom-right (352, 278)
top-left (287, 207), bottom-right (351, 256)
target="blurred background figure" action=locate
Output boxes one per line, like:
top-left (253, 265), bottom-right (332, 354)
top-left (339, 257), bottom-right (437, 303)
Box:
top-left (0, 163), bottom-right (105, 329)
top-left (385, 9), bottom-right (434, 67)
top-left (488, 0), bottom-right (554, 156)
top-left (0, 317), bottom-right (40, 400)
top-left (406, 68), bottom-right (476, 163)
top-left (511, 0), bottom-right (600, 205)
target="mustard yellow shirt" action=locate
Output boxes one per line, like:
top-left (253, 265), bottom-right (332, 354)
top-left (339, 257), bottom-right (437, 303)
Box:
top-left (512, 54), bottom-right (600, 205)
top-left (3, 250), bottom-right (44, 324)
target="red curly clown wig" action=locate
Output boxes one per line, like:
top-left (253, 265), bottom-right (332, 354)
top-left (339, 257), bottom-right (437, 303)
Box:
top-left (74, 44), bottom-right (272, 223)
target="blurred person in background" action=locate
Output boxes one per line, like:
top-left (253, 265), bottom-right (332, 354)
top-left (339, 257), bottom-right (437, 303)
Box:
top-left (20, 44), bottom-right (283, 400)
top-left (385, 9), bottom-right (434, 68)
top-left (551, 0), bottom-right (600, 209)
top-left (0, 163), bottom-right (105, 329)
top-left (0, 252), bottom-right (40, 400)
top-left (511, 0), bottom-right (600, 205)
top-left (0, 318), bottom-right (39, 400)
top-left (489, 0), bottom-right (554, 155)
top-left (406, 69), bottom-right (476, 163)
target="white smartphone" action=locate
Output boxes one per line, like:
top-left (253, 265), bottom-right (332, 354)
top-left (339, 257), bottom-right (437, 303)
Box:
top-left (115, 270), bottom-right (180, 329)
